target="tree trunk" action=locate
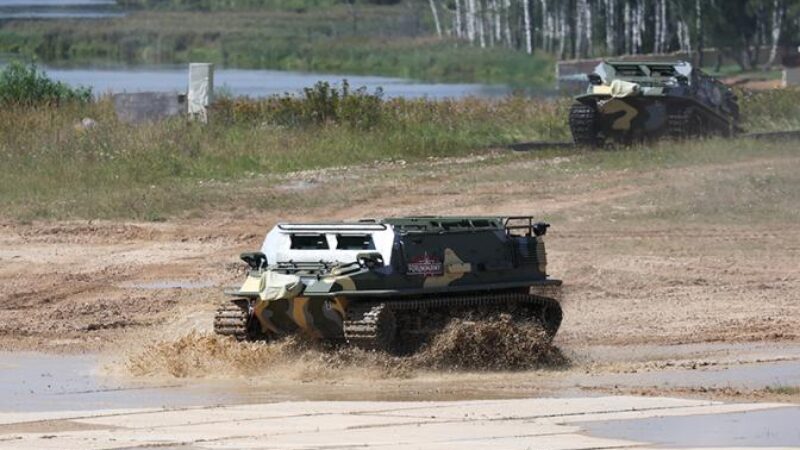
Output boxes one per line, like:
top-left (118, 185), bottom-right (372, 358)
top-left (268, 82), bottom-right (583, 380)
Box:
top-left (523, 0), bottom-right (533, 54)
top-left (491, 0), bottom-right (501, 44)
top-left (477, 0), bottom-right (486, 48)
top-left (634, 0), bottom-right (643, 54)
top-left (695, 0), bottom-right (704, 66)
top-left (466, 0), bottom-right (476, 42)
top-left (455, 0), bottom-right (463, 39)
top-left (766, 0), bottom-right (785, 68)
top-left (605, 0), bottom-right (616, 55)
top-left (678, 20), bottom-right (690, 54)
top-left (558, 1), bottom-right (568, 59)
top-left (623, 0), bottom-right (631, 54)
top-left (654, 0), bottom-right (661, 53)
top-left (503, 0), bottom-right (512, 47)
top-left (429, 0), bottom-right (443, 37)
top-left (586, 0), bottom-right (593, 56)
top-left (576, 0), bottom-right (587, 57)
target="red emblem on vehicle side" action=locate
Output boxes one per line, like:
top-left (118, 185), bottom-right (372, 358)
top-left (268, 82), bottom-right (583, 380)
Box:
top-left (407, 253), bottom-right (443, 276)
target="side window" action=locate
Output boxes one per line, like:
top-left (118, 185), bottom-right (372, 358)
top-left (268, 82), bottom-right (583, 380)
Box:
top-left (336, 234), bottom-right (375, 250)
top-left (290, 234), bottom-right (329, 250)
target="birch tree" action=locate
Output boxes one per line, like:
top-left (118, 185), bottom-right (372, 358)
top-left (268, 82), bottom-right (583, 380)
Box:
top-left (605, 0), bottom-right (617, 55)
top-left (454, 0), bottom-right (463, 39)
top-left (695, 0), bottom-right (704, 65)
top-left (503, 0), bottom-right (513, 47)
top-left (429, 0), bottom-right (442, 37)
top-left (522, 0), bottom-right (533, 54)
top-left (766, 0), bottom-right (786, 67)
top-left (466, 0), bottom-right (476, 42)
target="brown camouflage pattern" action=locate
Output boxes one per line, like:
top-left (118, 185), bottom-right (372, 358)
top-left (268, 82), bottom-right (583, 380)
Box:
top-left (228, 217), bottom-right (557, 338)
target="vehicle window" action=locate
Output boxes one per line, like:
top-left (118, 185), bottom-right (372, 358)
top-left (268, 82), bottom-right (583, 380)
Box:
top-left (336, 234), bottom-right (375, 250)
top-left (290, 234), bottom-right (329, 250)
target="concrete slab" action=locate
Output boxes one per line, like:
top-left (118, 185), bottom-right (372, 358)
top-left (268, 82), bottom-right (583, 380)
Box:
top-left (0, 396), bottom-right (793, 450)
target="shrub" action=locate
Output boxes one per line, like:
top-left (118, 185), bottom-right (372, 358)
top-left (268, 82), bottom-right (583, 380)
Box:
top-left (212, 80), bottom-right (384, 129)
top-left (0, 60), bottom-right (92, 106)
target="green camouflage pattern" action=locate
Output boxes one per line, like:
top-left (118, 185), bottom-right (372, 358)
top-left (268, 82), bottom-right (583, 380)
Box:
top-left (226, 216), bottom-right (560, 339)
top-left (571, 60), bottom-right (740, 143)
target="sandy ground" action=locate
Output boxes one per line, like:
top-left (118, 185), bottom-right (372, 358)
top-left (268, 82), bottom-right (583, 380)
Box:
top-left (0, 146), bottom-right (799, 408)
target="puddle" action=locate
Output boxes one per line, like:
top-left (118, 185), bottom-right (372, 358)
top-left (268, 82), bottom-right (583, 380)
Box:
top-left (0, 352), bottom-right (248, 412)
top-left (569, 359), bottom-right (800, 391)
top-left (118, 279), bottom-right (215, 289)
top-left (581, 407), bottom-right (800, 448)
top-left (561, 341), bottom-right (800, 392)
top-left (3, 342), bottom-right (799, 413)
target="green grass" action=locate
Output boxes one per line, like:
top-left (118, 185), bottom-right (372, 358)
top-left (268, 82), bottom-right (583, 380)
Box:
top-left (0, 94), bottom-right (569, 220)
top-left (0, 6), bottom-right (554, 87)
top-left (2, 86), bottom-right (798, 222)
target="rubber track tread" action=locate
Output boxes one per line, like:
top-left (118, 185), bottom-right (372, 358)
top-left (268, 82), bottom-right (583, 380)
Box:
top-left (343, 303), bottom-right (393, 351)
top-left (213, 300), bottom-right (251, 341)
top-left (667, 110), bottom-right (690, 139)
top-left (343, 291), bottom-right (562, 352)
top-left (569, 103), bottom-right (600, 146)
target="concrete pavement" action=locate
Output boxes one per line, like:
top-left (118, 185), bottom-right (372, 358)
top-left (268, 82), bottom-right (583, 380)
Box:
top-left (0, 396), bottom-right (796, 449)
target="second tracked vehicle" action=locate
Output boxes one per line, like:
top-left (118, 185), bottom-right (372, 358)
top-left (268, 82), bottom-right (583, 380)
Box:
top-left (569, 60), bottom-right (741, 146)
top-left (215, 216), bottom-right (562, 353)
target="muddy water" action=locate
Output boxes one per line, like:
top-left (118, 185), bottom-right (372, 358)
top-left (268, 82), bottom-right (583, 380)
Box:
top-left (3, 341), bottom-right (799, 413)
top-left (582, 407), bottom-right (800, 448)
top-left (0, 352), bottom-right (252, 412)
top-left (564, 341), bottom-right (800, 390)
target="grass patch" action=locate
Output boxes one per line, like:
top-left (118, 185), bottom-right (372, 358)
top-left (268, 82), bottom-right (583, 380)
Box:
top-left (0, 93), bottom-right (569, 220)
top-left (2, 85), bottom-right (798, 222)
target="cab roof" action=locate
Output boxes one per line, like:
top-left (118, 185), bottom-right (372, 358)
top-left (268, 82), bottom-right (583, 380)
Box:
top-left (276, 216), bottom-right (516, 233)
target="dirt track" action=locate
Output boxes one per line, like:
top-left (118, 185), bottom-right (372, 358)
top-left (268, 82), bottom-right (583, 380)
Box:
top-left (0, 146), bottom-right (799, 402)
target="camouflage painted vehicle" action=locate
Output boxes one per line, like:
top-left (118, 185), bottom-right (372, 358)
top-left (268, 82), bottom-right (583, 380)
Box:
top-left (569, 60), bottom-right (740, 146)
top-left (214, 216), bottom-right (563, 353)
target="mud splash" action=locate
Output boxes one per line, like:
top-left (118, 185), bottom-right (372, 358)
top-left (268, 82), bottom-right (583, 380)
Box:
top-left (418, 315), bottom-right (567, 371)
top-left (122, 316), bottom-right (566, 380)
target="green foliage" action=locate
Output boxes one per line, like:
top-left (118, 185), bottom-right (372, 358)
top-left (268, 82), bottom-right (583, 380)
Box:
top-left (0, 60), bottom-right (91, 106)
top-left (739, 87), bottom-right (800, 131)
top-left (213, 80), bottom-right (384, 128)
top-left (0, 8), bottom-right (554, 87)
top-left (117, 0), bottom-right (348, 11)
top-left (0, 93), bottom-right (568, 220)
top-left (2, 85), bottom-right (797, 221)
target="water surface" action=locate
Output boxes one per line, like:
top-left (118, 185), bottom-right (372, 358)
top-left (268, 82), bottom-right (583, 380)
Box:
top-left (0, 0), bottom-right (120, 19)
top-left (41, 66), bottom-right (517, 99)
top-left (582, 407), bottom-right (800, 448)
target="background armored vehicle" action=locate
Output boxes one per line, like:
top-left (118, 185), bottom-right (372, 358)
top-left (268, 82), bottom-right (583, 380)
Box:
top-left (569, 60), bottom-right (740, 146)
top-left (214, 216), bottom-right (562, 353)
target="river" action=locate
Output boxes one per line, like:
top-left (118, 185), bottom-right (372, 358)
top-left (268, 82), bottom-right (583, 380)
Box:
top-left (1, 1), bottom-right (548, 99)
top-left (42, 66), bottom-right (521, 99)
top-left (0, 0), bottom-right (121, 19)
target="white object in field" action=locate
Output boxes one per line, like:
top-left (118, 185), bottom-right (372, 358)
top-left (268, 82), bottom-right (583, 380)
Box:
top-left (188, 63), bottom-right (214, 122)
top-left (784, 67), bottom-right (800, 87)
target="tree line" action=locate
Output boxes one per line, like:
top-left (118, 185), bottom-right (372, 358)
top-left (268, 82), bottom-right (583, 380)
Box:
top-left (424, 0), bottom-right (800, 69)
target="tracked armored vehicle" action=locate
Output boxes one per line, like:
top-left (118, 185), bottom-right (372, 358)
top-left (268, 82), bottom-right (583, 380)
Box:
top-left (214, 216), bottom-right (562, 353)
top-left (569, 60), bottom-right (740, 146)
